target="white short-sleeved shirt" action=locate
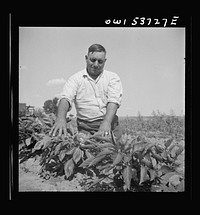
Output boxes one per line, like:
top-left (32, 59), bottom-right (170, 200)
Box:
top-left (58, 69), bottom-right (123, 122)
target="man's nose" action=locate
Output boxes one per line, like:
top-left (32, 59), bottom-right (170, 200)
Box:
top-left (94, 60), bottom-right (99, 67)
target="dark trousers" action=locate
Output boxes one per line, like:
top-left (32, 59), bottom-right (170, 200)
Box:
top-left (77, 115), bottom-right (122, 141)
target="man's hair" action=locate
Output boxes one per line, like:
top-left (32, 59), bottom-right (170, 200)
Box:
top-left (88, 44), bottom-right (106, 54)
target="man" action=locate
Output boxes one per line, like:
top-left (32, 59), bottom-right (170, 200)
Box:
top-left (49, 44), bottom-right (123, 139)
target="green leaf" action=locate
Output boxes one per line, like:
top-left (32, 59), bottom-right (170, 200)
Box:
top-left (176, 179), bottom-right (184, 191)
top-left (121, 133), bottom-right (128, 144)
top-left (174, 153), bottom-right (184, 165)
top-left (151, 185), bottom-right (162, 192)
top-left (167, 143), bottom-right (176, 152)
top-left (66, 147), bottom-right (76, 155)
top-left (54, 142), bottom-right (63, 155)
top-left (159, 165), bottom-right (174, 175)
top-left (160, 184), bottom-right (176, 192)
top-left (88, 155), bottom-right (107, 167)
top-left (151, 157), bottom-right (157, 168)
top-left (161, 150), bottom-right (168, 160)
top-left (58, 149), bottom-right (67, 162)
top-left (151, 151), bottom-right (163, 162)
top-left (73, 147), bottom-right (83, 164)
top-left (155, 145), bottom-right (164, 153)
top-left (64, 158), bottom-right (75, 178)
top-left (85, 150), bottom-right (94, 159)
top-left (40, 115), bottom-right (54, 127)
top-left (124, 144), bottom-right (132, 152)
top-left (101, 165), bottom-right (113, 175)
top-left (141, 157), bottom-right (153, 168)
top-left (123, 154), bottom-right (132, 164)
top-left (160, 172), bottom-right (177, 185)
top-left (87, 177), bottom-right (105, 190)
top-left (97, 163), bottom-right (112, 171)
top-left (25, 137), bottom-right (32, 146)
top-left (97, 142), bottom-right (115, 149)
top-left (133, 142), bottom-right (146, 153)
top-left (74, 133), bottom-right (88, 144)
top-left (142, 142), bottom-right (156, 155)
top-left (148, 169), bottom-right (157, 181)
top-left (33, 135), bottom-right (52, 151)
top-left (96, 148), bottom-right (113, 157)
top-left (175, 145), bottom-right (184, 157)
top-left (167, 154), bottom-right (174, 163)
top-left (164, 138), bottom-right (173, 149)
top-left (123, 166), bottom-right (133, 190)
top-left (24, 120), bottom-right (33, 128)
top-left (169, 145), bottom-right (179, 158)
top-left (139, 165), bottom-right (147, 185)
top-left (91, 134), bottom-right (111, 142)
top-left (169, 174), bottom-right (182, 187)
top-left (132, 168), bottom-right (138, 182)
top-left (40, 135), bottom-right (52, 149)
top-left (112, 153), bottom-right (123, 167)
top-left (79, 156), bottom-right (95, 168)
top-left (80, 144), bottom-right (96, 149)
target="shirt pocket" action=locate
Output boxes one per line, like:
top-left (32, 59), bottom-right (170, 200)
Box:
top-left (76, 81), bottom-right (94, 100)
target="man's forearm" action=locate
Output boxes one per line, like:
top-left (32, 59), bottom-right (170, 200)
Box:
top-left (57, 98), bottom-right (70, 120)
top-left (103, 102), bottom-right (118, 124)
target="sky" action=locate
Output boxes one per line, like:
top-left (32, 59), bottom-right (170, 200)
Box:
top-left (19, 27), bottom-right (185, 116)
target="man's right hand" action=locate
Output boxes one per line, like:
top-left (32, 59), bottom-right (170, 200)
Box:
top-left (49, 118), bottom-right (67, 137)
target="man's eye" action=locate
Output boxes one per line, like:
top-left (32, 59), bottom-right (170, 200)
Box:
top-left (90, 58), bottom-right (96, 63)
top-left (89, 58), bottom-right (104, 64)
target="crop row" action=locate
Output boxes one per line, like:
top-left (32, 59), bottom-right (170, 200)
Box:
top-left (19, 113), bottom-right (185, 192)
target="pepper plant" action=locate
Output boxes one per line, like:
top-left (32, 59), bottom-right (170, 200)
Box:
top-left (19, 115), bottom-right (184, 192)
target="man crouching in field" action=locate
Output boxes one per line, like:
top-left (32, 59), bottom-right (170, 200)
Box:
top-left (49, 44), bottom-right (123, 140)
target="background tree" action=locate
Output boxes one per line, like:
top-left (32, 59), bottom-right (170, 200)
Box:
top-left (43, 97), bottom-right (59, 115)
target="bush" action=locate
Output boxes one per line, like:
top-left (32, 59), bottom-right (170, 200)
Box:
top-left (43, 97), bottom-right (59, 115)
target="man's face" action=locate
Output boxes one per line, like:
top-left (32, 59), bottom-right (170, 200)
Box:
top-left (85, 51), bottom-right (106, 78)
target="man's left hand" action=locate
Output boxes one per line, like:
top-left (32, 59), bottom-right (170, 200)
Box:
top-left (98, 121), bottom-right (111, 136)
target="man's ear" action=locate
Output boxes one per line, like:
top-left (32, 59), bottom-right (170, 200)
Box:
top-left (85, 55), bottom-right (88, 60)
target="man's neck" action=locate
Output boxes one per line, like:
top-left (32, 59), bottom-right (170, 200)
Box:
top-left (86, 68), bottom-right (103, 80)
top-left (89, 74), bottom-right (98, 80)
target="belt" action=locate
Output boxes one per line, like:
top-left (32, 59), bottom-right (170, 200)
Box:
top-left (77, 115), bottom-right (119, 131)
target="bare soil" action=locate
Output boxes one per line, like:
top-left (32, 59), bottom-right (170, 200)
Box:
top-left (19, 157), bottom-right (85, 192)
